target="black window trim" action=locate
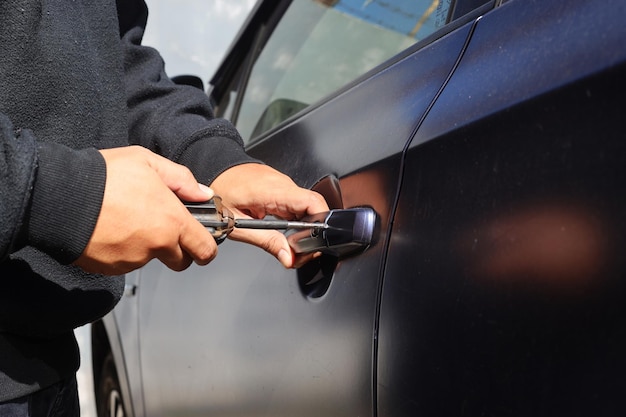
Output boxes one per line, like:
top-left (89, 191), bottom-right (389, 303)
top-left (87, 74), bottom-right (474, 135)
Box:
top-left (209, 0), bottom-right (497, 146)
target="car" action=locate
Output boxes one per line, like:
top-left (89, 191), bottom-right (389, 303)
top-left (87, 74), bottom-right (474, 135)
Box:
top-left (90, 0), bottom-right (626, 416)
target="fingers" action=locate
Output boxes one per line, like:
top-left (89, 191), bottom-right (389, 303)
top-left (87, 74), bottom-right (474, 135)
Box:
top-left (77, 151), bottom-right (328, 274)
top-left (74, 146), bottom-right (218, 275)
top-left (227, 227), bottom-right (294, 268)
top-left (228, 227), bottom-right (322, 269)
top-left (283, 186), bottom-right (329, 217)
top-left (210, 163), bottom-right (330, 269)
top-left (177, 217), bottom-right (219, 267)
top-left (152, 202), bottom-right (218, 271)
top-left (143, 148), bottom-right (215, 203)
top-left (210, 163), bottom-right (329, 220)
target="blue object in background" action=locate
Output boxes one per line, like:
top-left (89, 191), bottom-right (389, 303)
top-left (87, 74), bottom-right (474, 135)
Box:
top-left (332, 0), bottom-right (450, 39)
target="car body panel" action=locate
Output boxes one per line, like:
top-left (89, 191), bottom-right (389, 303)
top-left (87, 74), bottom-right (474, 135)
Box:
top-left (126, 16), bottom-right (475, 417)
top-left (378, 0), bottom-right (626, 415)
top-left (102, 277), bottom-right (142, 417)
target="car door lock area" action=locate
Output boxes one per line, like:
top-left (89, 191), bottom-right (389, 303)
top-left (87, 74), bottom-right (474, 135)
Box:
top-left (287, 207), bottom-right (376, 256)
top-left (295, 175), bottom-right (379, 298)
top-left (295, 206), bottom-right (378, 298)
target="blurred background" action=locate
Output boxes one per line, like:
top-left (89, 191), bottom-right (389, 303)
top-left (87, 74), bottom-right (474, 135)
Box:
top-left (143, 0), bottom-right (257, 79)
top-left (76, 1), bottom-right (256, 416)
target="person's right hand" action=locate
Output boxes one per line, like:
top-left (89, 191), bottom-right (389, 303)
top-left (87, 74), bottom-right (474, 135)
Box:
top-left (73, 146), bottom-right (217, 275)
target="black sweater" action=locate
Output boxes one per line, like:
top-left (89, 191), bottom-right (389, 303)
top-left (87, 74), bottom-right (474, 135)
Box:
top-left (0, 0), bottom-right (256, 401)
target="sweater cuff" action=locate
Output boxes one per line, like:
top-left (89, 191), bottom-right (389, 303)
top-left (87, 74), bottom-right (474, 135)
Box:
top-left (175, 136), bottom-right (261, 185)
top-left (28, 144), bottom-right (106, 264)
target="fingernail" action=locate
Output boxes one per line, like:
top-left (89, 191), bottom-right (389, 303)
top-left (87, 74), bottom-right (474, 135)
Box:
top-left (278, 249), bottom-right (292, 268)
top-left (198, 183), bottom-right (214, 198)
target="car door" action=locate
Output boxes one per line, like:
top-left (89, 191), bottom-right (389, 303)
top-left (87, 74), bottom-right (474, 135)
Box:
top-left (378, 0), bottom-right (626, 415)
top-left (128, 0), bottom-right (492, 416)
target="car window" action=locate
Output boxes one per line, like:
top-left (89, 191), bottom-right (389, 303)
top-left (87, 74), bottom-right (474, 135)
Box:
top-left (227, 0), bottom-right (454, 142)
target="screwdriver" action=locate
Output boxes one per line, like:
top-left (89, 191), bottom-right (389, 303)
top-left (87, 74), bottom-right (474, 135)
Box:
top-left (233, 218), bottom-right (327, 230)
top-left (185, 197), bottom-right (325, 242)
top-left (187, 197), bottom-right (376, 255)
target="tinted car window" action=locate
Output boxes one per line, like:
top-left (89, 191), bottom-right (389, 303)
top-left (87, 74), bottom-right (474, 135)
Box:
top-left (232, 0), bottom-right (453, 141)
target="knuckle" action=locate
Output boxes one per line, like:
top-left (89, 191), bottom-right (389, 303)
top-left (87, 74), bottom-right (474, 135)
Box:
top-left (150, 231), bottom-right (174, 252)
top-left (176, 164), bottom-right (196, 183)
top-left (311, 191), bottom-right (328, 207)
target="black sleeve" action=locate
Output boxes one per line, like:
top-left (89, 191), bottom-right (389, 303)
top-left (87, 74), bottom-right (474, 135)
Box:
top-left (0, 114), bottom-right (106, 264)
top-left (116, 0), bottom-right (259, 185)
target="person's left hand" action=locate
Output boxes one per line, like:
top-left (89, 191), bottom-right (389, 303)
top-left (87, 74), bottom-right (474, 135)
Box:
top-left (209, 163), bottom-right (329, 268)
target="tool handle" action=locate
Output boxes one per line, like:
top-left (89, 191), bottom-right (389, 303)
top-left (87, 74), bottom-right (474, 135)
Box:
top-left (185, 197), bottom-right (233, 243)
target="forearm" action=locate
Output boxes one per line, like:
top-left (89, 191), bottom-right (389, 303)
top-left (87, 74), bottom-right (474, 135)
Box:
top-left (117, 0), bottom-right (259, 184)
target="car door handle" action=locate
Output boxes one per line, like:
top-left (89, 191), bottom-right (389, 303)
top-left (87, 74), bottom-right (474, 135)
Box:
top-left (286, 207), bottom-right (376, 257)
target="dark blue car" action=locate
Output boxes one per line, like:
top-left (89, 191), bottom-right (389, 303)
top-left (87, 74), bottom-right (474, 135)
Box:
top-left (91, 0), bottom-right (626, 415)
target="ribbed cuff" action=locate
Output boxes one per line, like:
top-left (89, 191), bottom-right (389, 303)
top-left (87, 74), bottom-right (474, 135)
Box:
top-left (175, 136), bottom-right (261, 185)
top-left (28, 144), bottom-right (106, 264)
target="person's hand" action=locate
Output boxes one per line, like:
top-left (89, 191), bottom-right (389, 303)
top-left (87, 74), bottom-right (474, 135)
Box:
top-left (210, 163), bottom-right (329, 268)
top-left (74, 146), bottom-right (217, 275)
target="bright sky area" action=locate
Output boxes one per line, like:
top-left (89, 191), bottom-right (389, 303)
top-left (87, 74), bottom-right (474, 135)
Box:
top-left (143, 0), bottom-right (257, 80)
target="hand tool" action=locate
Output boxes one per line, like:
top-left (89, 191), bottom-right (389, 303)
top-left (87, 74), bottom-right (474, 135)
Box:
top-left (186, 197), bottom-right (375, 256)
top-left (185, 197), bottom-right (326, 243)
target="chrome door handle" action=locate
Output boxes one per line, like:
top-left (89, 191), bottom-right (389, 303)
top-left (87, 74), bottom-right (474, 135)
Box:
top-left (286, 207), bottom-right (376, 257)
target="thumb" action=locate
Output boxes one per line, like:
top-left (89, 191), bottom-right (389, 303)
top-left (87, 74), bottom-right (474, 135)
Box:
top-left (146, 152), bottom-right (214, 202)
